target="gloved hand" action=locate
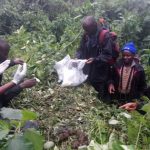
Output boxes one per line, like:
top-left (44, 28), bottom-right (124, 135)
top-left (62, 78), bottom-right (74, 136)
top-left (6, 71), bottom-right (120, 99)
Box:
top-left (12, 63), bottom-right (27, 84)
top-left (0, 60), bottom-right (11, 74)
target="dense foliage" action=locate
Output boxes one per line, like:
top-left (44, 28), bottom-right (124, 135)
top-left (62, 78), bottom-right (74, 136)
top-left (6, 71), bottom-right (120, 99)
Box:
top-left (0, 0), bottom-right (150, 149)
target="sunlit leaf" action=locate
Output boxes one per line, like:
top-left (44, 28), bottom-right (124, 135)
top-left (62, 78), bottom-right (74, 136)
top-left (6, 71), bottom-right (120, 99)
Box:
top-left (22, 109), bottom-right (37, 121)
top-left (141, 103), bottom-right (150, 113)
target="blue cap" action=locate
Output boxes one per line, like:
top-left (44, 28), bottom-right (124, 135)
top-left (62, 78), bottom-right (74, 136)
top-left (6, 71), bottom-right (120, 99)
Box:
top-left (122, 42), bottom-right (137, 54)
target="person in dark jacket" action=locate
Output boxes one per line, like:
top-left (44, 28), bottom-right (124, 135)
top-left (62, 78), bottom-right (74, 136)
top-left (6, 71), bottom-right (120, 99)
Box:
top-left (108, 42), bottom-right (149, 111)
top-left (0, 39), bottom-right (36, 108)
top-left (76, 16), bottom-right (113, 99)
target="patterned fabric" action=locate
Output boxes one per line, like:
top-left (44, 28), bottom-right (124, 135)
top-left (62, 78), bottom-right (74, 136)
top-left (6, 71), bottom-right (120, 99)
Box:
top-left (118, 61), bottom-right (136, 94)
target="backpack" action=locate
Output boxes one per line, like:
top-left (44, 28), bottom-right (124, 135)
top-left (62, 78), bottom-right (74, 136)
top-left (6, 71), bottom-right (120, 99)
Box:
top-left (98, 18), bottom-right (120, 64)
top-left (99, 29), bottom-right (120, 64)
top-left (83, 18), bottom-right (120, 65)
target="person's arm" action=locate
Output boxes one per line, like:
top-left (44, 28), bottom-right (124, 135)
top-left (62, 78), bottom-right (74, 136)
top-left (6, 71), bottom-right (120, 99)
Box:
top-left (93, 32), bottom-right (113, 63)
top-left (135, 70), bottom-right (147, 110)
top-left (108, 65), bottom-right (116, 94)
top-left (136, 101), bottom-right (146, 110)
top-left (0, 63), bottom-right (27, 95)
top-left (9, 58), bottom-right (24, 67)
top-left (3, 79), bottom-right (36, 103)
top-left (75, 34), bottom-right (86, 59)
top-left (135, 69), bottom-right (148, 111)
top-left (119, 102), bottom-right (138, 111)
top-left (138, 70), bottom-right (147, 95)
top-left (75, 47), bottom-right (82, 59)
top-left (0, 82), bottom-right (16, 95)
top-left (119, 101), bottom-right (147, 115)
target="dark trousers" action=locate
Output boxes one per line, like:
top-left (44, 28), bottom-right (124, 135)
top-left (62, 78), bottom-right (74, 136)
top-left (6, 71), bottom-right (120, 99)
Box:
top-left (88, 63), bottom-right (110, 99)
top-left (109, 92), bottom-right (136, 105)
top-left (90, 81), bottom-right (109, 100)
top-left (0, 85), bottom-right (22, 108)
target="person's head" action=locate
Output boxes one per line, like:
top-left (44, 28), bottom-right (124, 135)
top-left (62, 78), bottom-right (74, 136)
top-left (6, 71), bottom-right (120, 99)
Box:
top-left (0, 39), bottom-right (10, 62)
top-left (122, 42), bottom-right (137, 65)
top-left (82, 16), bottom-right (97, 35)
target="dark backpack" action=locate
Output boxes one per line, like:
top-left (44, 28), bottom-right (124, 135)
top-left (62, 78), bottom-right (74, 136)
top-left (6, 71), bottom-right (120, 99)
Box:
top-left (98, 18), bottom-right (120, 64)
top-left (99, 29), bottom-right (120, 65)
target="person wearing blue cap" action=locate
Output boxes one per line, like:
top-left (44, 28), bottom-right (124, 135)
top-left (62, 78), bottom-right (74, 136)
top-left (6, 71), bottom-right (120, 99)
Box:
top-left (107, 42), bottom-right (149, 111)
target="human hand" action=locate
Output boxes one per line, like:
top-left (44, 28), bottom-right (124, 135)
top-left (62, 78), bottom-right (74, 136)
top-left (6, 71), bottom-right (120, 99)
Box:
top-left (119, 102), bottom-right (138, 111)
top-left (12, 63), bottom-right (27, 84)
top-left (108, 84), bottom-right (115, 94)
top-left (19, 78), bottom-right (37, 89)
top-left (0, 60), bottom-right (11, 74)
top-left (86, 58), bottom-right (94, 64)
top-left (13, 58), bottom-right (24, 65)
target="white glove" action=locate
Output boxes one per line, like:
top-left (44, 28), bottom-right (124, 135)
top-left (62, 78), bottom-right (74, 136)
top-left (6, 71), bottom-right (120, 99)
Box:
top-left (0, 60), bottom-right (11, 74)
top-left (12, 63), bottom-right (27, 84)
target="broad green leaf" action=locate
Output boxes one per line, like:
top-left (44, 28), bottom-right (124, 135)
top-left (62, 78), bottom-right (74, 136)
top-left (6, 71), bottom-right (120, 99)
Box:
top-left (141, 96), bottom-right (150, 102)
top-left (22, 109), bottom-right (37, 121)
top-left (0, 120), bottom-right (10, 140)
top-left (24, 129), bottom-right (44, 150)
top-left (141, 103), bottom-right (150, 113)
top-left (5, 135), bottom-right (33, 150)
top-left (0, 108), bottom-right (22, 120)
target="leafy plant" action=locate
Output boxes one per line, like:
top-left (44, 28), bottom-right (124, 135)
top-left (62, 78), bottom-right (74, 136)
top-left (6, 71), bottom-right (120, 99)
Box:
top-left (0, 0), bottom-right (150, 149)
top-left (0, 108), bottom-right (44, 150)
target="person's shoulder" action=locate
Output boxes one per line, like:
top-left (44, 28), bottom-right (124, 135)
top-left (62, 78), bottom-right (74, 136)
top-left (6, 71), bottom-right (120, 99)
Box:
top-left (134, 62), bottom-right (144, 72)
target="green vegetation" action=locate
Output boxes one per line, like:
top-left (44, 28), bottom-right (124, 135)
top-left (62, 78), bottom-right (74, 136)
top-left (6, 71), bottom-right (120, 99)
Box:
top-left (0, 0), bottom-right (150, 149)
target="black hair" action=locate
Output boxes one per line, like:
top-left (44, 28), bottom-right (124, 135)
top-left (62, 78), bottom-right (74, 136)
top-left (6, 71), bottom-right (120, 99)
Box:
top-left (0, 39), bottom-right (10, 51)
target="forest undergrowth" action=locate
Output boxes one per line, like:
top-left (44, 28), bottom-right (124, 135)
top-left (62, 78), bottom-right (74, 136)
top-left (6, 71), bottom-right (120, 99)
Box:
top-left (0, 0), bottom-right (150, 149)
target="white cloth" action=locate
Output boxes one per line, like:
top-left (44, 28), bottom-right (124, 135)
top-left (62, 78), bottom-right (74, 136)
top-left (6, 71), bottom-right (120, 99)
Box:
top-left (54, 55), bottom-right (88, 87)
